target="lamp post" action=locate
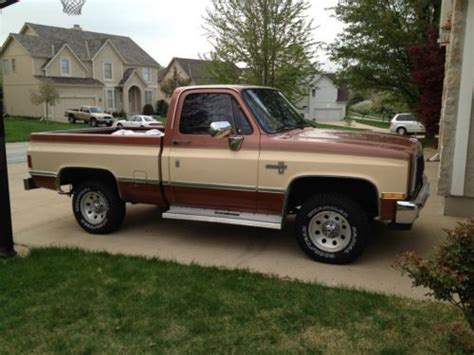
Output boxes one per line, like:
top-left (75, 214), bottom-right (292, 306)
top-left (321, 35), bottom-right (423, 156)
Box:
top-left (0, 0), bottom-right (19, 257)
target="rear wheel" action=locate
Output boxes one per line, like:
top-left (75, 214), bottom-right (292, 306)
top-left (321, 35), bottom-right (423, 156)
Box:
top-left (90, 118), bottom-right (97, 127)
top-left (295, 194), bottom-right (369, 264)
top-left (397, 127), bottom-right (407, 135)
top-left (72, 181), bottom-right (126, 234)
top-left (117, 123), bottom-right (123, 128)
top-left (68, 114), bottom-right (76, 124)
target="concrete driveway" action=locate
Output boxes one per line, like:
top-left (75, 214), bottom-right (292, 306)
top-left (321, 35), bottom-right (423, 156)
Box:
top-left (7, 156), bottom-right (463, 299)
top-left (6, 143), bottom-right (28, 164)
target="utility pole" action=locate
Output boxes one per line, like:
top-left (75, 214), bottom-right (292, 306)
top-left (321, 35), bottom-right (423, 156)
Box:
top-left (0, 0), bottom-right (19, 257)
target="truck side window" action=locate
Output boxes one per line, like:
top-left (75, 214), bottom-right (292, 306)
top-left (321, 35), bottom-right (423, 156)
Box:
top-left (180, 93), bottom-right (252, 135)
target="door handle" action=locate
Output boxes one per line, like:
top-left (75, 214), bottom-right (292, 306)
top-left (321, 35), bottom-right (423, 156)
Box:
top-left (172, 140), bottom-right (191, 145)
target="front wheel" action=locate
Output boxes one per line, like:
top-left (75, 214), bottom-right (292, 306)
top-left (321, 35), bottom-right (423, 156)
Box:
top-left (397, 127), bottom-right (407, 135)
top-left (90, 118), bottom-right (97, 127)
top-left (72, 181), bottom-right (126, 234)
top-left (68, 114), bottom-right (76, 124)
top-left (295, 194), bottom-right (369, 264)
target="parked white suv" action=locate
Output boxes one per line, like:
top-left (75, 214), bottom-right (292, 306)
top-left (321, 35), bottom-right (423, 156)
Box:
top-left (390, 113), bottom-right (425, 135)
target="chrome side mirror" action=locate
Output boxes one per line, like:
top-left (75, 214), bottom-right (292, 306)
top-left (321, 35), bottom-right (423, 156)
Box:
top-left (209, 121), bottom-right (232, 138)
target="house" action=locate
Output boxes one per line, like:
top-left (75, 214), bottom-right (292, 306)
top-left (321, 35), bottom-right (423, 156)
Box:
top-left (0, 23), bottom-right (161, 121)
top-left (437, 0), bottom-right (474, 217)
top-left (297, 73), bottom-right (349, 121)
top-left (158, 57), bottom-right (240, 100)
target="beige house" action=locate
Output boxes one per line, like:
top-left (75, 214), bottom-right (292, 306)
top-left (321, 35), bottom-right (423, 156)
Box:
top-left (438, 0), bottom-right (474, 217)
top-left (1, 23), bottom-right (161, 121)
top-left (158, 57), bottom-right (240, 100)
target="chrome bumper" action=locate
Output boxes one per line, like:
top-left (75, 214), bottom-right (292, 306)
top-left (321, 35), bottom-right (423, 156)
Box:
top-left (395, 175), bottom-right (430, 224)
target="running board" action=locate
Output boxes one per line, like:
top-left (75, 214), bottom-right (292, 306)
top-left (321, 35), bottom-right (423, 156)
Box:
top-left (162, 206), bottom-right (282, 230)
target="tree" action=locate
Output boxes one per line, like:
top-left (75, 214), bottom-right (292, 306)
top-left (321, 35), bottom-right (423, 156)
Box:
top-left (329, 0), bottom-right (441, 110)
top-left (407, 27), bottom-right (445, 138)
top-left (30, 79), bottom-right (59, 121)
top-left (160, 67), bottom-right (191, 98)
top-left (204, 0), bottom-right (318, 102)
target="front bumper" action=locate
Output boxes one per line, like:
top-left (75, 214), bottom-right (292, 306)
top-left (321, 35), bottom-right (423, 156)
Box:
top-left (395, 175), bottom-right (430, 224)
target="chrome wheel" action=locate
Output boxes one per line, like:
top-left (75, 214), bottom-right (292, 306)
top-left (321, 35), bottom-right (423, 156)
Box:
top-left (80, 191), bottom-right (108, 225)
top-left (308, 211), bottom-right (352, 253)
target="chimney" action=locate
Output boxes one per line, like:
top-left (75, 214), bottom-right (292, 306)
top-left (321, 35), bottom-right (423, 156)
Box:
top-left (51, 44), bottom-right (55, 56)
top-left (72, 24), bottom-right (82, 30)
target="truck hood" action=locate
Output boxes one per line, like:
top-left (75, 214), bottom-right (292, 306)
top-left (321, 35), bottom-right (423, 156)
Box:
top-left (264, 128), bottom-right (419, 160)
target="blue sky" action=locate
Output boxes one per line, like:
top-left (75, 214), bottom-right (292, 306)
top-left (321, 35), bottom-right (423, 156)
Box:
top-left (0, 0), bottom-right (342, 70)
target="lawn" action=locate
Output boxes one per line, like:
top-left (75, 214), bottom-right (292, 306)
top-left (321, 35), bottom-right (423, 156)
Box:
top-left (352, 118), bottom-right (391, 129)
top-left (0, 248), bottom-right (466, 353)
top-left (4, 116), bottom-right (89, 143)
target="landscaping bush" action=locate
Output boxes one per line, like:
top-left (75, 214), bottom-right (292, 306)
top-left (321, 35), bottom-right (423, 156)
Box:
top-left (350, 100), bottom-right (373, 116)
top-left (142, 104), bottom-right (154, 115)
top-left (395, 220), bottom-right (474, 352)
top-left (157, 99), bottom-right (168, 118)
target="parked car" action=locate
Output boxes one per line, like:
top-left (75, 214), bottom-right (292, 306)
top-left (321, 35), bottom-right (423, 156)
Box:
top-left (24, 85), bottom-right (429, 264)
top-left (390, 113), bottom-right (425, 135)
top-left (115, 115), bottom-right (162, 129)
top-left (65, 106), bottom-right (114, 127)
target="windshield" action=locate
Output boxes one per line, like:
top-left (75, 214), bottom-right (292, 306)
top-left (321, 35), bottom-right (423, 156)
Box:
top-left (89, 107), bottom-right (104, 113)
top-left (242, 89), bottom-right (308, 133)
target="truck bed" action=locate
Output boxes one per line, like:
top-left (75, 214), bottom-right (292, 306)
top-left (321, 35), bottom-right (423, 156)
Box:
top-left (28, 127), bottom-right (166, 206)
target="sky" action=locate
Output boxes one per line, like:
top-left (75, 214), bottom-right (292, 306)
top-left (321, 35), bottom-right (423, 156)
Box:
top-left (0, 0), bottom-right (342, 70)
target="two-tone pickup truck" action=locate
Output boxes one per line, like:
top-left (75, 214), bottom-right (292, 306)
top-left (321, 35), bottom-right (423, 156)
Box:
top-left (65, 106), bottom-right (114, 127)
top-left (25, 85), bottom-right (429, 264)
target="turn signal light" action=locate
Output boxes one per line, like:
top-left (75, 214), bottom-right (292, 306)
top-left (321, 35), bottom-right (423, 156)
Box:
top-left (382, 192), bottom-right (405, 200)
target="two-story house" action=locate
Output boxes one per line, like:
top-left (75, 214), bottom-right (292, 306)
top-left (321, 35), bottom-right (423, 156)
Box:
top-left (298, 73), bottom-right (349, 121)
top-left (0, 23), bottom-right (161, 121)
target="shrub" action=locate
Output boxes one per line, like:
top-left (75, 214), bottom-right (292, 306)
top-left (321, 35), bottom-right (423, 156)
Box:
top-left (142, 104), bottom-right (154, 115)
top-left (156, 99), bottom-right (169, 118)
top-left (395, 220), bottom-right (474, 330)
top-left (350, 100), bottom-right (373, 116)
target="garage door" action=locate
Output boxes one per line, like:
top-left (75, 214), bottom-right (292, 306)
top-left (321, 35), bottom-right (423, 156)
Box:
top-left (51, 97), bottom-right (96, 122)
top-left (313, 108), bottom-right (343, 121)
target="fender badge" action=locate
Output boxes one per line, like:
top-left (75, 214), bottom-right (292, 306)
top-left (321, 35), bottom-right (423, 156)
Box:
top-left (266, 161), bottom-right (288, 175)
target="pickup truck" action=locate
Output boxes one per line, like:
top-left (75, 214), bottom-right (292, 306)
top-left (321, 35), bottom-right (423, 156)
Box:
top-left (25, 85), bottom-right (429, 264)
top-left (65, 106), bottom-right (114, 127)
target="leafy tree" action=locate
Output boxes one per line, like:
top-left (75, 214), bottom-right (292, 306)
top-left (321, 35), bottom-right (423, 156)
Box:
top-left (200, 53), bottom-right (242, 85)
top-left (30, 79), bottom-right (59, 121)
top-left (329, 0), bottom-right (441, 109)
top-left (407, 27), bottom-right (445, 138)
top-left (204, 0), bottom-right (318, 101)
top-left (160, 67), bottom-right (191, 98)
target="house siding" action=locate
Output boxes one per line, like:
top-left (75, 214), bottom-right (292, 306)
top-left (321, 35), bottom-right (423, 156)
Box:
top-left (1, 39), bottom-right (42, 117)
top-left (46, 46), bottom-right (87, 78)
top-left (93, 43), bottom-right (123, 85)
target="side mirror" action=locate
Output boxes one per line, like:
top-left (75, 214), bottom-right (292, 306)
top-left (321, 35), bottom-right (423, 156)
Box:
top-left (209, 121), bottom-right (232, 138)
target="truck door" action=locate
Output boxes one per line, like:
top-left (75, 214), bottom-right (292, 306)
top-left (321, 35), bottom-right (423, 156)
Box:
top-left (166, 90), bottom-right (259, 212)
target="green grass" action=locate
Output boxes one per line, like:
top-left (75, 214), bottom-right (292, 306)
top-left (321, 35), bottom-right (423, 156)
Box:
top-left (309, 121), bottom-right (367, 131)
top-left (353, 118), bottom-right (391, 129)
top-left (5, 116), bottom-right (89, 143)
top-left (0, 248), bottom-right (466, 353)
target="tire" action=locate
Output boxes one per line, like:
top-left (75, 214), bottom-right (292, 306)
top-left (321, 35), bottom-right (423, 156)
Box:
top-left (295, 194), bottom-right (369, 264)
top-left (68, 114), bottom-right (76, 124)
top-left (117, 123), bottom-right (123, 128)
top-left (72, 180), bottom-right (126, 234)
top-left (397, 127), bottom-right (407, 135)
top-left (90, 118), bottom-right (97, 127)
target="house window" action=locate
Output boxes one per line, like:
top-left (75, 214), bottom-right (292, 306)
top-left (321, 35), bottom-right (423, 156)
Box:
top-left (145, 90), bottom-right (153, 105)
top-left (311, 88), bottom-right (316, 97)
top-left (142, 67), bottom-right (151, 82)
top-left (60, 58), bottom-right (70, 76)
top-left (106, 89), bottom-right (115, 109)
top-left (11, 59), bottom-right (16, 73)
top-left (2, 59), bottom-right (9, 74)
top-left (104, 62), bottom-right (113, 80)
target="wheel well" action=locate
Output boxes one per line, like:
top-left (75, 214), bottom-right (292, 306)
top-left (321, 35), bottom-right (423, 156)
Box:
top-left (286, 177), bottom-right (379, 218)
top-left (58, 168), bottom-right (119, 193)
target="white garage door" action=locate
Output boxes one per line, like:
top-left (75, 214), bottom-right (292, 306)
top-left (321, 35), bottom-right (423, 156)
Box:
top-left (313, 108), bottom-right (343, 121)
top-left (52, 97), bottom-right (96, 122)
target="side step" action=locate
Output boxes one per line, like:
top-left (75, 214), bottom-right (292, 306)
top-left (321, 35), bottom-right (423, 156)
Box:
top-left (162, 206), bottom-right (282, 230)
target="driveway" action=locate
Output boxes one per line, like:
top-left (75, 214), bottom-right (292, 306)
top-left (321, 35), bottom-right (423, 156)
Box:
top-left (7, 155), bottom-right (463, 299)
top-left (6, 143), bottom-right (28, 164)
